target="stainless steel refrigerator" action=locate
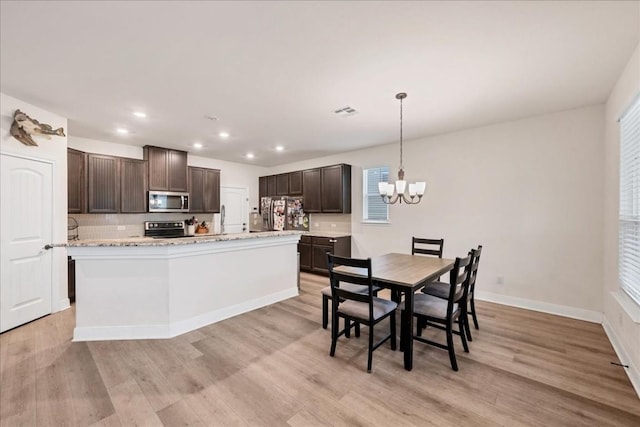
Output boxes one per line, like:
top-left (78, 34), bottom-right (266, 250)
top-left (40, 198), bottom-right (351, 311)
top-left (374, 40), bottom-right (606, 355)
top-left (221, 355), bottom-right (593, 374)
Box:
top-left (261, 197), bottom-right (309, 231)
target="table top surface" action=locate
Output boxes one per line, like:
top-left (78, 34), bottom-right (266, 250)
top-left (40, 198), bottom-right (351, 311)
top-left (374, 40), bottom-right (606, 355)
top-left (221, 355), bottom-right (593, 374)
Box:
top-left (335, 253), bottom-right (455, 289)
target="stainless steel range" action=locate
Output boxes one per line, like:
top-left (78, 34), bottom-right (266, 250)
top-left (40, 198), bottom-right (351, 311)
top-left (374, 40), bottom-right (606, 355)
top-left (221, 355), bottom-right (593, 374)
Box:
top-left (144, 220), bottom-right (186, 239)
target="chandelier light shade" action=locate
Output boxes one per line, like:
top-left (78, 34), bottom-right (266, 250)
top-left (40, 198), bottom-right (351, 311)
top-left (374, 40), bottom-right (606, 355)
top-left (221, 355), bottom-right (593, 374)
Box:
top-left (379, 92), bottom-right (426, 204)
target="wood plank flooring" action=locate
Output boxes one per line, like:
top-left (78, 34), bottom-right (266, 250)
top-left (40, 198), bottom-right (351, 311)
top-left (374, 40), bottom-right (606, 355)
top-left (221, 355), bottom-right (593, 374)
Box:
top-left (1, 272), bottom-right (639, 426)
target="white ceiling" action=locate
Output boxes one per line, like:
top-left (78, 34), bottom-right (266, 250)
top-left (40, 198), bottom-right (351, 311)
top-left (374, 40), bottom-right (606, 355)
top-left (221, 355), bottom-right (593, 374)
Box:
top-left (1, 1), bottom-right (638, 166)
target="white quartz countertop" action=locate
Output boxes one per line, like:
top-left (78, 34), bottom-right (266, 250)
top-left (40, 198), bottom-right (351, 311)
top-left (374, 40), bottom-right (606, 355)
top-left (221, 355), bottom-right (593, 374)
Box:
top-left (303, 231), bottom-right (352, 238)
top-left (59, 230), bottom-right (304, 248)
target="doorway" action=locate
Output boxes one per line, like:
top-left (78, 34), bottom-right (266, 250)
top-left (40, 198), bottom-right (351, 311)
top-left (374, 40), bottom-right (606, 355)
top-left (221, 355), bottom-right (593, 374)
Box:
top-left (1, 153), bottom-right (53, 332)
top-left (220, 186), bottom-right (248, 234)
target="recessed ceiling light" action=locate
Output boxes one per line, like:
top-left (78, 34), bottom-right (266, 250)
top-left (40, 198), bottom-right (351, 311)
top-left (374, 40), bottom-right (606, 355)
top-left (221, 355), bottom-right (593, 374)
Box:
top-left (133, 111), bottom-right (147, 118)
top-left (246, 153), bottom-right (255, 159)
top-left (193, 142), bottom-right (203, 149)
top-left (275, 145), bottom-right (284, 152)
top-left (116, 128), bottom-right (129, 134)
top-left (219, 132), bottom-right (230, 138)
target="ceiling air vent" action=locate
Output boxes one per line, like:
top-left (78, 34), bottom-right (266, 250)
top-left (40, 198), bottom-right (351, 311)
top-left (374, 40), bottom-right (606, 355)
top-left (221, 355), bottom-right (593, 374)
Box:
top-left (333, 106), bottom-right (358, 117)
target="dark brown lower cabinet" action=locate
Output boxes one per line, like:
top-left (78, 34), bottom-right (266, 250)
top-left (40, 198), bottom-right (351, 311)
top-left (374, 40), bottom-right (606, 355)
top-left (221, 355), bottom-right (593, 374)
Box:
top-left (299, 236), bottom-right (312, 270)
top-left (298, 235), bottom-right (351, 275)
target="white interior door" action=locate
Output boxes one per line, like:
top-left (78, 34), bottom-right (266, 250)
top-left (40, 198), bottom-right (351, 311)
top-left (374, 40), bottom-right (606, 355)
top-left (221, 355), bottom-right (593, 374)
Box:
top-left (220, 187), bottom-right (248, 234)
top-left (1, 154), bottom-right (53, 332)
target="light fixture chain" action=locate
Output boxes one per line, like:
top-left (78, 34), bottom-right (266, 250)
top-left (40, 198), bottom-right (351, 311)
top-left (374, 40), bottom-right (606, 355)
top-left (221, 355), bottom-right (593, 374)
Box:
top-left (399, 95), bottom-right (403, 170)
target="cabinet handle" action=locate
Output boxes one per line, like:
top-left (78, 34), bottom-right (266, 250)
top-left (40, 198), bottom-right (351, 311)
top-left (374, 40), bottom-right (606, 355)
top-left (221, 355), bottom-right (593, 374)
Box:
top-left (329, 239), bottom-right (337, 243)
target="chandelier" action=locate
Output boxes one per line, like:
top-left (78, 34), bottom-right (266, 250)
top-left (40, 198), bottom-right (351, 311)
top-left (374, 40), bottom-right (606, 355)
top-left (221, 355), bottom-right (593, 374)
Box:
top-left (378, 92), bottom-right (426, 204)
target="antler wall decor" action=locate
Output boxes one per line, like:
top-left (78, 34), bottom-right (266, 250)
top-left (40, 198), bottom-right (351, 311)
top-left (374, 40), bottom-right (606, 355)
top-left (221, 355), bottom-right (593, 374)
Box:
top-left (10, 109), bottom-right (66, 146)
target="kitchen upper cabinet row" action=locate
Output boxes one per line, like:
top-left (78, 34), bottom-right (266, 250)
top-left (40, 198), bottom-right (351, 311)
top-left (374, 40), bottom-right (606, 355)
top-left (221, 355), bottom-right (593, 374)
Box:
top-left (259, 164), bottom-right (350, 213)
top-left (68, 147), bottom-right (220, 214)
top-left (70, 151), bottom-right (147, 214)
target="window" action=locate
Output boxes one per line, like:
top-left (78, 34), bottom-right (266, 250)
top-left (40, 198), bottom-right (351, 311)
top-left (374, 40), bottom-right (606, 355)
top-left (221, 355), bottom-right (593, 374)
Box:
top-left (363, 167), bottom-right (389, 222)
top-left (619, 95), bottom-right (640, 306)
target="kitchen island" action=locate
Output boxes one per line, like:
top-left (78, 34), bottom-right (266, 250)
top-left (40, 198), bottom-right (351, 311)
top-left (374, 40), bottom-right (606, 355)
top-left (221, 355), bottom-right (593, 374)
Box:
top-left (65, 231), bottom-right (302, 341)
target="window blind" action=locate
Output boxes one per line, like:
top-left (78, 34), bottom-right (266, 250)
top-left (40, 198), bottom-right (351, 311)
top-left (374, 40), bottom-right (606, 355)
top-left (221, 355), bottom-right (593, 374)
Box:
top-left (619, 95), bottom-right (640, 305)
top-left (363, 167), bottom-right (389, 221)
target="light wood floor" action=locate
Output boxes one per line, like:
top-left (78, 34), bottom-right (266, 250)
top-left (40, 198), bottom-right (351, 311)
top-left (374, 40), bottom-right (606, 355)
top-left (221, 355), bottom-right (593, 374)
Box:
top-left (1, 272), bottom-right (639, 426)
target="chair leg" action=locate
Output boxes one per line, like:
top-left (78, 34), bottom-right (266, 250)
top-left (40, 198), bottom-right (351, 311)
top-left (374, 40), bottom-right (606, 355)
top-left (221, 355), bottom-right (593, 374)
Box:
top-left (459, 317), bottom-right (469, 353)
top-left (355, 321), bottom-right (361, 338)
top-left (446, 322), bottom-right (458, 371)
top-left (322, 295), bottom-right (329, 329)
top-left (367, 324), bottom-right (374, 373)
top-left (390, 311), bottom-right (397, 351)
top-left (345, 318), bottom-right (351, 338)
top-left (399, 309), bottom-right (406, 352)
top-left (470, 297), bottom-right (479, 330)
top-left (464, 309), bottom-right (473, 342)
top-left (416, 316), bottom-right (423, 337)
top-left (330, 314), bottom-right (338, 357)
top-left (462, 302), bottom-right (473, 342)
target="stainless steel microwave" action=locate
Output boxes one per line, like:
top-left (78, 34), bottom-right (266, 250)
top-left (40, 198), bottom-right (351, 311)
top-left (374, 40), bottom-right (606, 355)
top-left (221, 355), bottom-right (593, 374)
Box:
top-left (148, 191), bottom-right (189, 213)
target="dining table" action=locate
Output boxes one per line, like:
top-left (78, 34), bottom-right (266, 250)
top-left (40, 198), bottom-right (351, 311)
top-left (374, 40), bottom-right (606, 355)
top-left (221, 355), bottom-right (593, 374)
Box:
top-left (335, 252), bottom-right (455, 371)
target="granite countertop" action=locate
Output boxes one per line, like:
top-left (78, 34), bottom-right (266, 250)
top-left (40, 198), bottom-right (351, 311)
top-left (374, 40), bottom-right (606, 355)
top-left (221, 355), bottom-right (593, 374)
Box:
top-left (58, 230), bottom-right (304, 248)
top-left (304, 231), bottom-right (352, 238)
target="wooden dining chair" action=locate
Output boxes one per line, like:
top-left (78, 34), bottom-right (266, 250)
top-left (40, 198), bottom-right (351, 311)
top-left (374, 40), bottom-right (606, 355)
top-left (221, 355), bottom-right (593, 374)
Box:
top-left (422, 245), bottom-right (482, 341)
top-left (327, 254), bottom-right (397, 373)
top-left (401, 253), bottom-right (473, 371)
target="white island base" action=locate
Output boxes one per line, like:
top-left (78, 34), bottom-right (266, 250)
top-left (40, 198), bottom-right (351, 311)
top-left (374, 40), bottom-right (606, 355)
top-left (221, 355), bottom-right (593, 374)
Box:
top-left (67, 232), bottom-right (301, 341)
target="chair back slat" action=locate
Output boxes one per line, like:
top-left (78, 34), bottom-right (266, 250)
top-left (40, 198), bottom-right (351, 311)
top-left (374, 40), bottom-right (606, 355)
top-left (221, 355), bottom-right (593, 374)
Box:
top-left (412, 237), bottom-right (444, 258)
top-left (327, 254), bottom-right (375, 311)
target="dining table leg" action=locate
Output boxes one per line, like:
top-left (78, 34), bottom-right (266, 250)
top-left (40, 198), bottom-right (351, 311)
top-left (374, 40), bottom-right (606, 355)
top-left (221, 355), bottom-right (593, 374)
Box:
top-left (402, 289), bottom-right (414, 371)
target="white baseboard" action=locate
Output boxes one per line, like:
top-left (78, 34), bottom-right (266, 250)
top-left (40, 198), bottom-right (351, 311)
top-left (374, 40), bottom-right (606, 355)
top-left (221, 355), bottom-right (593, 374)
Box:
top-left (73, 324), bottom-right (171, 341)
top-left (55, 298), bottom-right (71, 312)
top-left (602, 316), bottom-right (640, 399)
top-left (475, 291), bottom-right (603, 323)
top-left (73, 287), bottom-right (299, 342)
top-left (169, 287), bottom-right (299, 337)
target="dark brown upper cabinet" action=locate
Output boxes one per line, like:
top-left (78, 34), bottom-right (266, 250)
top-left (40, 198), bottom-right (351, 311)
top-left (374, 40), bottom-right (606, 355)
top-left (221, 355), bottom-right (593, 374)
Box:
top-left (87, 154), bottom-right (120, 213)
top-left (302, 168), bottom-right (322, 213)
top-left (120, 158), bottom-right (147, 213)
top-left (203, 168), bottom-right (220, 213)
top-left (276, 173), bottom-right (289, 196)
top-left (259, 176), bottom-right (268, 201)
top-left (321, 164), bottom-right (351, 213)
top-left (288, 171), bottom-right (303, 196)
top-left (189, 167), bottom-right (205, 212)
top-left (267, 175), bottom-right (277, 196)
top-left (144, 146), bottom-right (188, 192)
top-left (67, 148), bottom-right (86, 213)
top-left (188, 166), bottom-right (220, 213)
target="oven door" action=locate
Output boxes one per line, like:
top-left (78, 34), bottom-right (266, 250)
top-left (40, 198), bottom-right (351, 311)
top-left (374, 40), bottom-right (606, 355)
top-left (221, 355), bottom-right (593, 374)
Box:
top-left (148, 191), bottom-right (189, 212)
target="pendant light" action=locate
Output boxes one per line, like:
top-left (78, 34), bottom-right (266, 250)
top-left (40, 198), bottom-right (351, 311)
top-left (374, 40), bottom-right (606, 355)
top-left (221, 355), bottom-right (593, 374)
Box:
top-left (378, 92), bottom-right (426, 204)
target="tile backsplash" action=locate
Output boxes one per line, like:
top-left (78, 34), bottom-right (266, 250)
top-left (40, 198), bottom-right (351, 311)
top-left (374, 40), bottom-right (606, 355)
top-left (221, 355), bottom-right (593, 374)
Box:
top-left (308, 214), bottom-right (352, 234)
top-left (69, 212), bottom-right (351, 240)
top-left (69, 213), bottom-right (216, 240)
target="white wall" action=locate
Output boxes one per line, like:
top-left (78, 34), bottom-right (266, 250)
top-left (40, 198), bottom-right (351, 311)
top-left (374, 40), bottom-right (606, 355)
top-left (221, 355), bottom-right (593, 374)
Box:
top-left (269, 104), bottom-right (605, 319)
top-left (602, 42), bottom-right (640, 396)
top-left (68, 136), bottom-right (268, 210)
top-left (0, 93), bottom-right (69, 312)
